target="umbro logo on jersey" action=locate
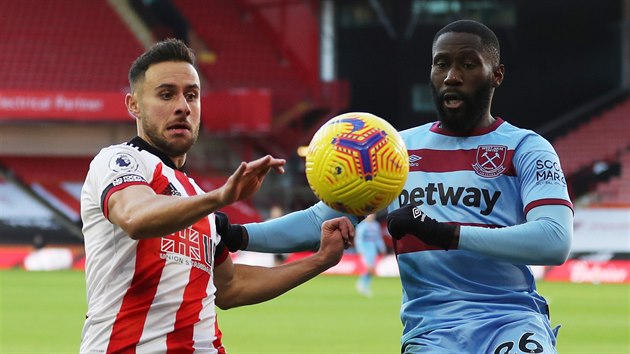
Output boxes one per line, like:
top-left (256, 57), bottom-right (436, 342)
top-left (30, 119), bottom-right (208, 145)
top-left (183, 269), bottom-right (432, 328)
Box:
top-left (411, 207), bottom-right (425, 221)
top-left (409, 154), bottom-right (422, 167)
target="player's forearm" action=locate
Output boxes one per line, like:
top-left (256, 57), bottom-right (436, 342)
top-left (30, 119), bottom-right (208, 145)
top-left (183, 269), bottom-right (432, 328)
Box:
top-left (112, 190), bottom-right (227, 239)
top-left (215, 255), bottom-right (332, 309)
top-left (244, 201), bottom-right (355, 252)
top-left (458, 205), bottom-right (573, 265)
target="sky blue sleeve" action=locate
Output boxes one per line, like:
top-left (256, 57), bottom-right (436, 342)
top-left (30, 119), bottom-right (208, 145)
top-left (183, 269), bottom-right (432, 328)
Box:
top-left (458, 204), bottom-right (573, 265)
top-left (514, 133), bottom-right (573, 213)
top-left (243, 201), bottom-right (360, 253)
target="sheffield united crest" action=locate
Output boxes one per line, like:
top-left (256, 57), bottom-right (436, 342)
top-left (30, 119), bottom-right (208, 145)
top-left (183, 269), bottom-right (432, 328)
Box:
top-left (472, 145), bottom-right (507, 178)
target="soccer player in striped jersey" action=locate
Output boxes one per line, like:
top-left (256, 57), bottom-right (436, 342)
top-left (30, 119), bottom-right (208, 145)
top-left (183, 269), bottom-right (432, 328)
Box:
top-left (80, 39), bottom-right (355, 354)
top-left (219, 20), bottom-right (573, 353)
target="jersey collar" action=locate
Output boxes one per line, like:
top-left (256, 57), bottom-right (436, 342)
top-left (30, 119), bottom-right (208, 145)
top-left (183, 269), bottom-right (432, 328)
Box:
top-left (127, 136), bottom-right (185, 171)
top-left (430, 117), bottom-right (505, 137)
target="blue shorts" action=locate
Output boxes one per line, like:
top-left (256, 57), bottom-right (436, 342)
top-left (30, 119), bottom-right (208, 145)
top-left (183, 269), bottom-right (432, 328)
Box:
top-left (401, 313), bottom-right (560, 354)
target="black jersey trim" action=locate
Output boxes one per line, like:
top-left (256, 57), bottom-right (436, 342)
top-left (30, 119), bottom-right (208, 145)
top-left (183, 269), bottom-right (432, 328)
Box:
top-left (126, 136), bottom-right (186, 172)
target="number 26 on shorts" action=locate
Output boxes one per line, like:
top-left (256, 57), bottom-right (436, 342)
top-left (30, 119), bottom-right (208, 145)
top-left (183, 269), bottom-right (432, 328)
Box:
top-left (493, 332), bottom-right (545, 354)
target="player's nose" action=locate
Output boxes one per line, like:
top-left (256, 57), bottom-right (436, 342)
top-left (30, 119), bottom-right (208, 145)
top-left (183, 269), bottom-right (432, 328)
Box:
top-left (174, 94), bottom-right (191, 116)
top-left (444, 67), bottom-right (462, 85)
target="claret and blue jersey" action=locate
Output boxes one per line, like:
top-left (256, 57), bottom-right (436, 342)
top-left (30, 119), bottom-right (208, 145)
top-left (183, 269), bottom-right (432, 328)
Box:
top-left (389, 118), bottom-right (573, 343)
top-left (242, 116), bottom-right (572, 351)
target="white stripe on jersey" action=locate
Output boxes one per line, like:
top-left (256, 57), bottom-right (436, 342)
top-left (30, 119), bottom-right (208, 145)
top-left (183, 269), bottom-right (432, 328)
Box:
top-left (190, 213), bottom-right (220, 350)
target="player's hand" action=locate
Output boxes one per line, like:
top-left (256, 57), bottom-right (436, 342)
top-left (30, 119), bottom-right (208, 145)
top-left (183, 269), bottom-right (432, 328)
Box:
top-left (386, 205), bottom-right (459, 250)
top-left (316, 217), bottom-right (354, 268)
top-left (219, 155), bottom-right (286, 205)
top-left (215, 211), bottom-right (247, 252)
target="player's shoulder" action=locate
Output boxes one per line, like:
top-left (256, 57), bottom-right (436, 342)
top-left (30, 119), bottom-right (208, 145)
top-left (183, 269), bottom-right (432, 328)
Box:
top-left (89, 139), bottom-right (159, 174)
top-left (92, 142), bottom-right (134, 163)
top-left (99, 141), bottom-right (137, 155)
top-left (398, 122), bottom-right (434, 142)
top-left (497, 119), bottom-right (553, 149)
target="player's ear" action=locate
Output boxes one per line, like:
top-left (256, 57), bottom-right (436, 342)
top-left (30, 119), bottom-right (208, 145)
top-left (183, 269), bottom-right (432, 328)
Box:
top-left (491, 64), bottom-right (505, 88)
top-left (125, 93), bottom-right (140, 120)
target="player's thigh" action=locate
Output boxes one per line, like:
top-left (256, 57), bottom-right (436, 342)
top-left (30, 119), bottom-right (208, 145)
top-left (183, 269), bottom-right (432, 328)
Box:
top-left (401, 314), bottom-right (557, 354)
top-left (485, 314), bottom-right (557, 354)
top-left (401, 329), bottom-right (460, 353)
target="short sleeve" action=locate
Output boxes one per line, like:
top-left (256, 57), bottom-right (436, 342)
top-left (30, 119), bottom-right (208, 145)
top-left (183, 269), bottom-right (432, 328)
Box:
top-left (513, 134), bottom-right (573, 214)
top-left (88, 146), bottom-right (153, 219)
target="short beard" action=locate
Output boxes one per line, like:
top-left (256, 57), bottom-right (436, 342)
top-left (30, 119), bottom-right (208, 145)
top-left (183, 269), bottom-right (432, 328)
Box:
top-left (142, 120), bottom-right (197, 157)
top-left (431, 81), bottom-right (494, 134)
top-left (152, 133), bottom-right (196, 157)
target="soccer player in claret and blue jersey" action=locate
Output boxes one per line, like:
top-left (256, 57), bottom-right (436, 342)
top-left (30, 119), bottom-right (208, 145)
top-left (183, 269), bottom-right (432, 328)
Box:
top-left (218, 20), bottom-right (573, 353)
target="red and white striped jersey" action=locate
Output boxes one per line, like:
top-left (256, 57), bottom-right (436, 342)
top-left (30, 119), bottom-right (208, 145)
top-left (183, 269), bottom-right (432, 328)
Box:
top-left (80, 137), bottom-right (228, 354)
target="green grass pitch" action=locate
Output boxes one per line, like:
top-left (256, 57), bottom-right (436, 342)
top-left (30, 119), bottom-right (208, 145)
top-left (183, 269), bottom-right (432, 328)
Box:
top-left (0, 269), bottom-right (628, 353)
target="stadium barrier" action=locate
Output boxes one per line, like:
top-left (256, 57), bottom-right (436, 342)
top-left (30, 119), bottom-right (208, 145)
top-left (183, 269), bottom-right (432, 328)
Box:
top-left (0, 245), bottom-right (84, 270)
top-left (545, 259), bottom-right (630, 283)
top-left (1, 247), bottom-right (628, 283)
top-left (2, 207), bottom-right (627, 283)
top-left (0, 90), bottom-right (129, 121)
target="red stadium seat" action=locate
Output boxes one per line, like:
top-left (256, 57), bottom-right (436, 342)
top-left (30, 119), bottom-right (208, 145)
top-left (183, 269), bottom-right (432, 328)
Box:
top-left (554, 98), bottom-right (630, 176)
top-left (173, 0), bottom-right (313, 115)
top-left (0, 0), bottom-right (143, 92)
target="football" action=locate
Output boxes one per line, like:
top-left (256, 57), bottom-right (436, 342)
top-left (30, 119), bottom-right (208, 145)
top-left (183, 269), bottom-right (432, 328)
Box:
top-left (305, 112), bottom-right (409, 216)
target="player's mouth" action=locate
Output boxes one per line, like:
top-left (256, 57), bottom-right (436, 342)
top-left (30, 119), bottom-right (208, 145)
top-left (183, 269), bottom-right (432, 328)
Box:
top-left (166, 122), bottom-right (191, 135)
top-left (442, 92), bottom-right (463, 110)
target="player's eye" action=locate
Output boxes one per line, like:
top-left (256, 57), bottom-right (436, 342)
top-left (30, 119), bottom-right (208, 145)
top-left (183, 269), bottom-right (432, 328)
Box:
top-left (432, 60), bottom-right (448, 69)
top-left (160, 92), bottom-right (173, 100)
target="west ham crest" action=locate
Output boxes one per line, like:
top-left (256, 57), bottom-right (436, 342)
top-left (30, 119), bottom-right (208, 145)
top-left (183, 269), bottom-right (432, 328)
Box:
top-left (472, 145), bottom-right (507, 178)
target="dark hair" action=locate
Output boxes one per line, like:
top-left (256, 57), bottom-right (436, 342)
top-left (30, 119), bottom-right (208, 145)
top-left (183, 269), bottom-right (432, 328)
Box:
top-left (433, 20), bottom-right (500, 65)
top-left (128, 38), bottom-right (196, 90)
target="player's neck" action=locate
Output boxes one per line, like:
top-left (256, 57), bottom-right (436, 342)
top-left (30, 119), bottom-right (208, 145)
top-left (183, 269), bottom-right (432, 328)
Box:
top-left (477, 114), bottom-right (496, 129)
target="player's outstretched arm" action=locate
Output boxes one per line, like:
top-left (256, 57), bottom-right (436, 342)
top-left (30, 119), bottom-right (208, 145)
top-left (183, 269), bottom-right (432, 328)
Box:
top-left (458, 204), bottom-right (572, 265)
top-left (214, 217), bottom-right (354, 309)
top-left (387, 204), bottom-right (572, 265)
top-left (216, 201), bottom-right (359, 252)
top-left (108, 155), bottom-right (285, 240)
top-left (217, 201), bottom-right (361, 253)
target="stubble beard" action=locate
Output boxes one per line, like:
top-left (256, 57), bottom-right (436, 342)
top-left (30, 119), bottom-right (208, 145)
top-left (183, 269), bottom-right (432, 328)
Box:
top-left (142, 119), bottom-right (198, 157)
